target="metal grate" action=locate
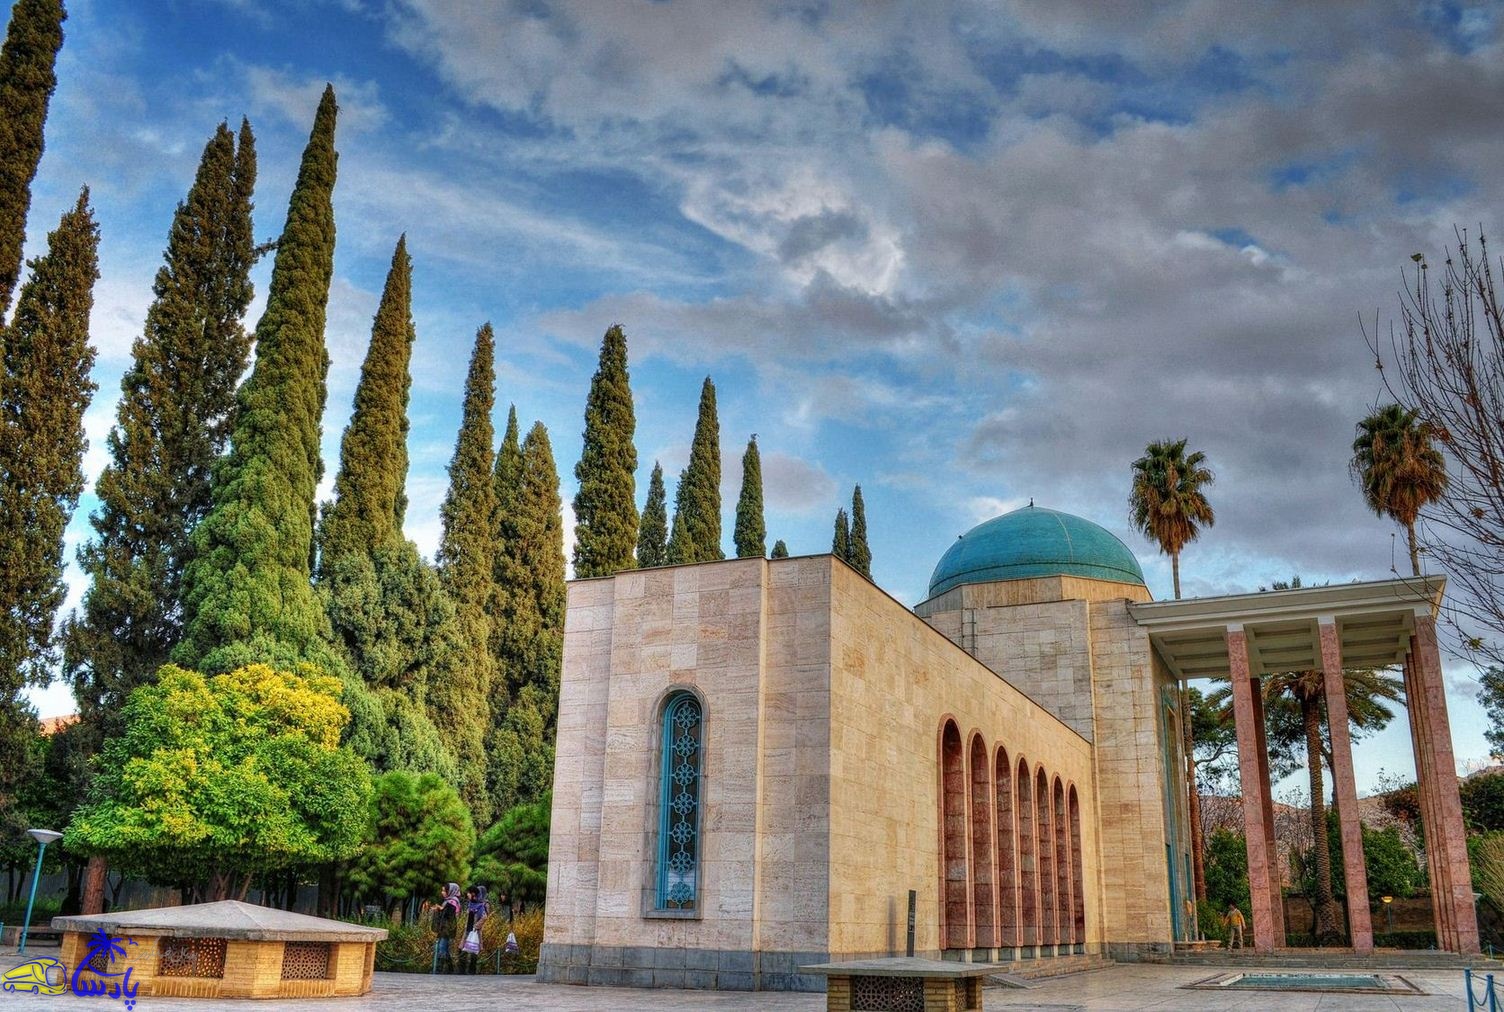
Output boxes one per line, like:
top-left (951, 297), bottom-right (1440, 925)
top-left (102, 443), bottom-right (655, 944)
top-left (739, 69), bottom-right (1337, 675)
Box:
top-left (280, 941), bottom-right (332, 980)
top-left (157, 937), bottom-right (227, 978)
top-left (852, 974), bottom-right (925, 1011)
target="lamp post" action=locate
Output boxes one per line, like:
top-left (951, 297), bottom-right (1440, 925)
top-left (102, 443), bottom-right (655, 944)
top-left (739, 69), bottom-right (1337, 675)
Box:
top-left (18, 829), bottom-right (63, 953)
top-left (1381, 895), bottom-right (1393, 934)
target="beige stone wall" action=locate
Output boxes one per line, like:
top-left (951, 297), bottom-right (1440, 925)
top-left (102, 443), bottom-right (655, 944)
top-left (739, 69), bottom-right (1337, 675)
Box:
top-left (1084, 599), bottom-right (1178, 947)
top-left (544, 557), bottom-right (832, 957)
top-left (825, 562), bottom-right (1101, 957)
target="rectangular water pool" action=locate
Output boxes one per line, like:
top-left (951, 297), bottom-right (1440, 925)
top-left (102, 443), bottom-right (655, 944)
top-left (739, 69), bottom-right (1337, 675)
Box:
top-left (1186, 971), bottom-right (1424, 995)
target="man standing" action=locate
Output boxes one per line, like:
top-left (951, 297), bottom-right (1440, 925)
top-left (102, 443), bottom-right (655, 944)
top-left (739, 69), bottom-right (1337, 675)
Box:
top-left (1224, 904), bottom-right (1247, 950)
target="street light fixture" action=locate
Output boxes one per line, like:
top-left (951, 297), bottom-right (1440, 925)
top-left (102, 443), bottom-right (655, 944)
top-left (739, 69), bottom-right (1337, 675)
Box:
top-left (18, 828), bottom-right (63, 954)
top-left (1381, 895), bottom-right (1393, 933)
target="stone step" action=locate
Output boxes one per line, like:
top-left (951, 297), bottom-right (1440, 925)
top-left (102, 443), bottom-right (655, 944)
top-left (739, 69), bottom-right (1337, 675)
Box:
top-left (999, 954), bottom-right (1115, 981)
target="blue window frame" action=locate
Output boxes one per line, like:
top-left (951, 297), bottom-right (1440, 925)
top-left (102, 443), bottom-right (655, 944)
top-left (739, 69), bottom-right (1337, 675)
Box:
top-left (656, 692), bottom-right (703, 911)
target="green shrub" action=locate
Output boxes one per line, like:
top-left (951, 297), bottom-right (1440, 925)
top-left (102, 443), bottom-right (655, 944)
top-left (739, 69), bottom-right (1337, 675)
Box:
top-left (1373, 930), bottom-right (1436, 949)
top-left (1195, 900), bottom-right (1228, 942)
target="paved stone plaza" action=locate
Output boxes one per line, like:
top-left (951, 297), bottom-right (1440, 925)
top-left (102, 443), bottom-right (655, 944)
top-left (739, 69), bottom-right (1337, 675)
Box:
top-left (0, 952), bottom-right (1492, 1010)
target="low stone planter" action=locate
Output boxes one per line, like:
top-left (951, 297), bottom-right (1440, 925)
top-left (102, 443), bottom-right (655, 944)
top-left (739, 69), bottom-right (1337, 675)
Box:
top-left (52, 900), bottom-right (387, 999)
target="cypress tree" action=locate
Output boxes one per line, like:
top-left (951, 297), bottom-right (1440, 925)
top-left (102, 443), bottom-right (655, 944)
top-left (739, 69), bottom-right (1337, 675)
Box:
top-left (0, 189), bottom-right (98, 684)
top-left (849, 484), bottom-right (872, 578)
top-left (0, 189), bottom-right (97, 824)
top-left (317, 236), bottom-right (413, 577)
top-left (67, 121), bottom-right (257, 737)
top-left (665, 507), bottom-right (692, 565)
top-left (433, 324), bottom-right (498, 823)
top-left (0, 0), bottom-right (65, 321)
top-left (571, 323), bottom-right (637, 578)
top-left (636, 460), bottom-right (667, 567)
top-left (488, 404), bottom-right (521, 672)
top-left (677, 377), bottom-right (722, 561)
top-left (771, 539), bottom-right (789, 559)
top-left (733, 435), bottom-right (765, 558)
top-left (491, 420), bottom-right (565, 811)
top-left (832, 507), bottom-right (850, 561)
top-left (176, 86), bottom-right (339, 675)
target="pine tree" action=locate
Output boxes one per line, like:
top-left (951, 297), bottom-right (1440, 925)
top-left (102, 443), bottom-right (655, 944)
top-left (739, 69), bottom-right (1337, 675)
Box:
top-left (848, 484), bottom-right (872, 578)
top-left (571, 324), bottom-right (637, 578)
top-left (676, 377), bottom-right (722, 561)
top-left (67, 121), bottom-right (257, 738)
top-left (665, 503), bottom-right (692, 565)
top-left (0, 0), bottom-right (65, 321)
top-left (176, 86), bottom-right (339, 675)
top-left (832, 508), bottom-right (850, 561)
top-left (0, 189), bottom-right (98, 686)
top-left (636, 461), bottom-right (668, 567)
top-left (317, 236), bottom-right (413, 577)
top-left (0, 189), bottom-right (97, 829)
top-left (433, 324), bottom-right (498, 823)
top-left (733, 435), bottom-right (765, 558)
top-left (771, 540), bottom-right (789, 559)
top-left (491, 421), bottom-right (565, 811)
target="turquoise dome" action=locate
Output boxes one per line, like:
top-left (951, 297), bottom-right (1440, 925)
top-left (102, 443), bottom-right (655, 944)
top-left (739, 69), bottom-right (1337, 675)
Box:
top-left (926, 505), bottom-right (1145, 598)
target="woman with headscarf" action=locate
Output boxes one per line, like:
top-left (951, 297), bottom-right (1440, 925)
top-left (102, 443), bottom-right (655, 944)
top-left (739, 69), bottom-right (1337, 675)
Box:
top-left (459, 884), bottom-right (491, 974)
top-left (432, 882), bottom-right (461, 973)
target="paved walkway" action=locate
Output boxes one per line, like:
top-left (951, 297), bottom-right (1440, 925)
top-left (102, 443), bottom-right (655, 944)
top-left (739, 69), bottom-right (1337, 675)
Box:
top-left (0, 950), bottom-right (1493, 1010)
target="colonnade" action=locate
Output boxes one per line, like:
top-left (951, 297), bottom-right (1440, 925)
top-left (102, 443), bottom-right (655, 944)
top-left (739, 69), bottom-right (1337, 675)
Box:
top-left (939, 720), bottom-right (1085, 956)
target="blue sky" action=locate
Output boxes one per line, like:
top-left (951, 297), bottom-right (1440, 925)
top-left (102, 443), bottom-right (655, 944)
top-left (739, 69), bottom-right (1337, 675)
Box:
top-left (12, 0), bottom-right (1504, 793)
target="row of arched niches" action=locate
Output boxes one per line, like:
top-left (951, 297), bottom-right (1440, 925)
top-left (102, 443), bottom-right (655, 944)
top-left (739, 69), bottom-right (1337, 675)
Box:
top-left (939, 719), bottom-right (1086, 954)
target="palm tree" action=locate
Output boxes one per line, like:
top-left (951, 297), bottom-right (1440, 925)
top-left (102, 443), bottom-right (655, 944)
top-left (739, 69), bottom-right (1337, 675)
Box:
top-left (1129, 438), bottom-right (1216, 600)
top-left (1350, 404), bottom-right (1447, 577)
top-left (1130, 438), bottom-right (1216, 902)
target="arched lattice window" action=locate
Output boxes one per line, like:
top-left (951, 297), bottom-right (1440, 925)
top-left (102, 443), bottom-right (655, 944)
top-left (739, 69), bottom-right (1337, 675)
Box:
top-left (657, 692), bottom-right (704, 910)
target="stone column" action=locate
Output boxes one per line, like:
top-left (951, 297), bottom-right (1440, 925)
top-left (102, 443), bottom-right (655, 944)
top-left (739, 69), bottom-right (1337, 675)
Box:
top-left (1226, 626), bottom-right (1276, 952)
top-left (1316, 620), bottom-right (1374, 953)
top-left (1249, 677), bottom-right (1285, 946)
top-left (1402, 652), bottom-right (1451, 949)
top-left (1410, 616), bottom-right (1481, 954)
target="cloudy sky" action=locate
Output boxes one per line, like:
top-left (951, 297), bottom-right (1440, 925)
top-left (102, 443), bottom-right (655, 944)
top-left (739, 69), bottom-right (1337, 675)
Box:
top-left (14, 0), bottom-right (1503, 791)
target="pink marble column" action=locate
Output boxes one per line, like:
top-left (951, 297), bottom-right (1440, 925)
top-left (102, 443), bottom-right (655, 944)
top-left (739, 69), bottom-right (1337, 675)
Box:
top-left (1403, 652), bottom-right (1452, 949)
top-left (1226, 627), bottom-right (1277, 952)
top-left (1317, 621), bottom-right (1374, 953)
top-left (1249, 678), bottom-right (1286, 946)
top-left (1411, 617), bottom-right (1481, 954)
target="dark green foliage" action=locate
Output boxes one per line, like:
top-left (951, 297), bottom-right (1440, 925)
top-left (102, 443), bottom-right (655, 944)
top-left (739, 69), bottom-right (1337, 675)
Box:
top-left (1463, 772), bottom-right (1504, 835)
top-left (473, 792), bottom-right (550, 909)
top-left (571, 324), bottom-right (637, 578)
top-left (1128, 438), bottom-right (1215, 599)
top-left (635, 460), bottom-right (667, 567)
top-left (176, 87), bottom-right (339, 675)
top-left (1481, 666), bottom-right (1504, 758)
top-left (68, 121), bottom-right (257, 741)
top-left (672, 377), bottom-right (722, 562)
top-left (435, 325), bottom-right (498, 825)
top-left (0, 0), bottom-right (65, 320)
top-left (348, 770), bottom-right (474, 914)
top-left (733, 436), bottom-right (765, 558)
top-left (848, 485), bottom-right (871, 577)
top-left (1203, 828), bottom-right (1250, 916)
top-left (318, 236), bottom-right (413, 577)
top-left (490, 422), bottom-right (564, 813)
top-left (771, 539), bottom-right (789, 559)
top-left (0, 190), bottom-right (96, 833)
top-left (1360, 824), bottom-right (1422, 901)
top-left (0, 189), bottom-right (98, 685)
top-left (832, 507), bottom-right (850, 560)
top-left (494, 422), bottom-right (564, 707)
top-left (665, 507), bottom-right (692, 565)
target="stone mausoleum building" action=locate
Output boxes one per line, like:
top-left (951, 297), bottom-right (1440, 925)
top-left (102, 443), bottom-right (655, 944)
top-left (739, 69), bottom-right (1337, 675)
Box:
top-left (538, 504), bottom-right (1479, 991)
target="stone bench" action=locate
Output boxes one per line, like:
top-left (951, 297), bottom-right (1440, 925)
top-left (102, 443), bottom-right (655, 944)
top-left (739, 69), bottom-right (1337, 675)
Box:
top-left (801, 957), bottom-right (996, 1012)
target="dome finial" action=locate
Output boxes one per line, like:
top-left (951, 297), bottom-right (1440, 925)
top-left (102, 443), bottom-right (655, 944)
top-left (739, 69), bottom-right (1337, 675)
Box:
top-left (1028, 497), bottom-right (1034, 508)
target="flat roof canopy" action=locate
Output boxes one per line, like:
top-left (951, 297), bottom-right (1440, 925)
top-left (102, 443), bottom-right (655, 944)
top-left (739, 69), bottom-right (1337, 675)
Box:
top-left (1128, 575), bottom-right (1443, 681)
